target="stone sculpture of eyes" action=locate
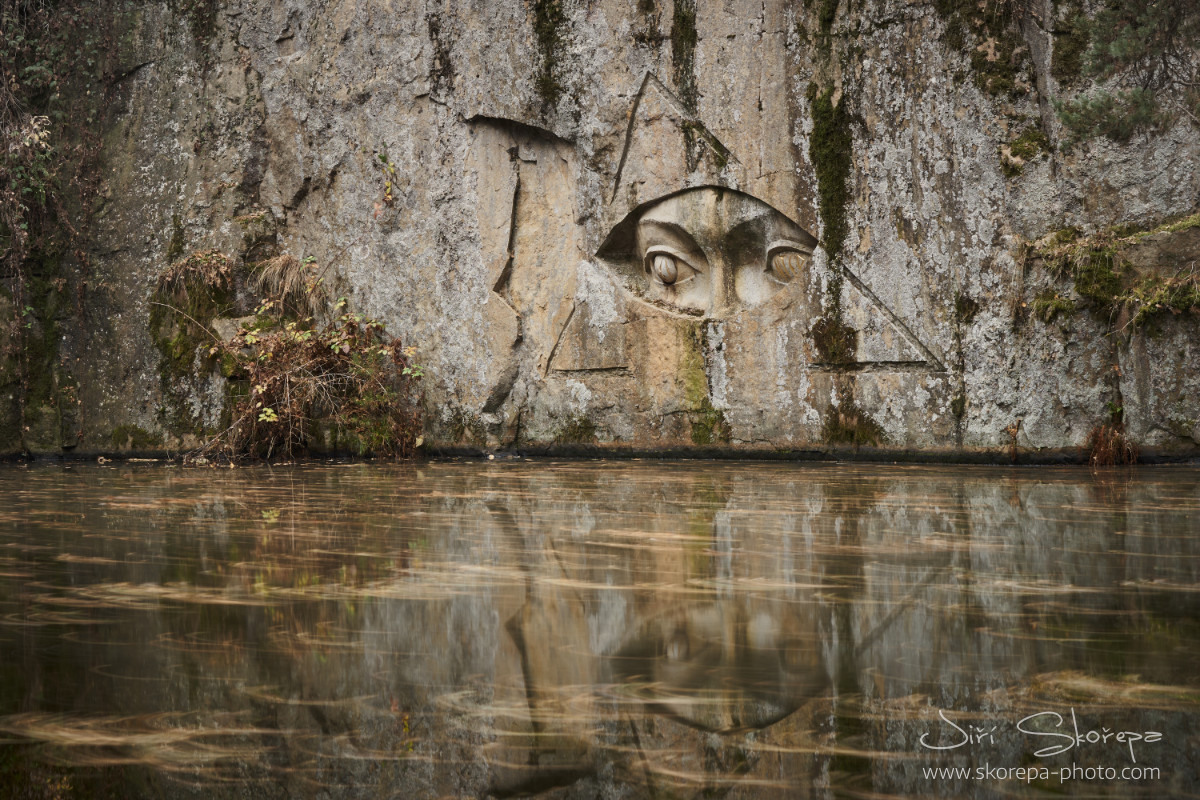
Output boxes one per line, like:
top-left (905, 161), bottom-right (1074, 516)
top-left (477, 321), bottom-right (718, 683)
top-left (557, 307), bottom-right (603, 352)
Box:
top-left (643, 240), bottom-right (810, 287)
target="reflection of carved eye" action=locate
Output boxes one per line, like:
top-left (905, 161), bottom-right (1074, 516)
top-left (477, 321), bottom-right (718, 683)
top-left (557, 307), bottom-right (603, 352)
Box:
top-left (766, 242), bottom-right (811, 282)
top-left (666, 629), bottom-right (690, 661)
top-left (644, 247), bottom-right (699, 287)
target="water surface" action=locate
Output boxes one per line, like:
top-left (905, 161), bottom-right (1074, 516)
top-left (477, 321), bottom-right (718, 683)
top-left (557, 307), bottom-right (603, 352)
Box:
top-left (1, 461), bottom-right (1198, 798)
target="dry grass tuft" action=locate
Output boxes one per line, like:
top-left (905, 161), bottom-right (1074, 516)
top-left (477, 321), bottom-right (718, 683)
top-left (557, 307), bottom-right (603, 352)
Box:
top-left (1085, 423), bottom-right (1138, 466)
top-left (254, 254), bottom-right (327, 320)
top-left (155, 250), bottom-right (231, 310)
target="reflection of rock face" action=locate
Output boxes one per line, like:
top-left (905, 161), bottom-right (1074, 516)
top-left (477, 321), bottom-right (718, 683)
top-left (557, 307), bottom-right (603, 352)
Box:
top-left (2, 465), bottom-right (1199, 797)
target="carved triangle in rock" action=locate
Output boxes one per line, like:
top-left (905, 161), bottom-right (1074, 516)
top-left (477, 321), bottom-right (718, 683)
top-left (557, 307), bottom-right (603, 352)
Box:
top-left (819, 267), bottom-right (944, 370)
top-left (611, 74), bottom-right (741, 210)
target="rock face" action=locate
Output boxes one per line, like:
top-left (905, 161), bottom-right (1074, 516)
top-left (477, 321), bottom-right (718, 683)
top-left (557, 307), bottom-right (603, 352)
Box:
top-left (5, 0), bottom-right (1199, 458)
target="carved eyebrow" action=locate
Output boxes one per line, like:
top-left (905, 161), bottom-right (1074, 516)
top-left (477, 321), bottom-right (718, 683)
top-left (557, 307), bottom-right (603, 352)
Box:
top-left (721, 217), bottom-right (768, 261)
top-left (637, 220), bottom-right (705, 255)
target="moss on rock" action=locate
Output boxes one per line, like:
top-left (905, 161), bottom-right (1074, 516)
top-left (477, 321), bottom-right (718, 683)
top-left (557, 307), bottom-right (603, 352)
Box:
top-left (811, 314), bottom-right (856, 364)
top-left (822, 393), bottom-right (885, 447)
top-left (555, 414), bottom-right (597, 444)
top-left (110, 424), bottom-right (162, 450)
top-left (933, 0), bottom-right (1033, 98)
top-left (1031, 212), bottom-right (1200, 325)
top-left (807, 84), bottom-right (854, 264)
top-left (671, 0), bottom-right (698, 113)
top-left (1032, 290), bottom-right (1076, 323)
top-left (533, 0), bottom-right (567, 107)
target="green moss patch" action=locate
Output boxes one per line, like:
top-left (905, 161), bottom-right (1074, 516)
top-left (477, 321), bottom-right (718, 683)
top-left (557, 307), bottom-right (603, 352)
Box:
top-left (443, 408), bottom-right (487, 446)
top-left (176, 0), bottom-right (219, 49)
top-left (951, 393), bottom-right (967, 419)
top-left (811, 314), bottom-right (856, 364)
top-left (806, 84), bottom-right (859, 366)
top-left (149, 249), bottom-right (235, 378)
top-left (690, 399), bottom-right (730, 445)
top-left (955, 293), bottom-right (980, 324)
top-left (110, 424), bottom-right (162, 450)
top-left (555, 414), bottom-right (597, 444)
top-left (671, 0), bottom-right (698, 112)
top-left (1006, 125), bottom-right (1050, 170)
top-left (533, 0), bottom-right (567, 107)
top-left (1050, 0), bottom-right (1087, 88)
top-left (933, 0), bottom-right (1033, 98)
top-left (166, 212), bottom-right (185, 262)
top-left (1032, 290), bottom-right (1076, 323)
top-left (1031, 212), bottom-right (1200, 325)
top-left (1128, 273), bottom-right (1200, 327)
top-left (149, 249), bottom-right (239, 438)
top-left (677, 324), bottom-right (731, 446)
top-left (808, 84), bottom-right (854, 263)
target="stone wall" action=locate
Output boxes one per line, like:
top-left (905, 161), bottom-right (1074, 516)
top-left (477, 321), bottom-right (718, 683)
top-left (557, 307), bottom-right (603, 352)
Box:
top-left (5, 0), bottom-right (1198, 458)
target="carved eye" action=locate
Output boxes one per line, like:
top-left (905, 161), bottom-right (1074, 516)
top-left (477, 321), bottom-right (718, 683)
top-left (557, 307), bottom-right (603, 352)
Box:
top-left (644, 247), bottom-right (699, 287)
top-left (766, 242), bottom-right (811, 282)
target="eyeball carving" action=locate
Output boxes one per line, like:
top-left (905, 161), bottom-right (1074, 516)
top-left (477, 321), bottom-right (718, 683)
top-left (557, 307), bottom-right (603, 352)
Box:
top-left (769, 249), bottom-right (808, 282)
top-left (651, 253), bottom-right (679, 285)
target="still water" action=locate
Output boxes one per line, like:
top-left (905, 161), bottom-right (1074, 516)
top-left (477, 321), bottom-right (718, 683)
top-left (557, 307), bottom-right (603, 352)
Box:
top-left (0, 460), bottom-right (1197, 798)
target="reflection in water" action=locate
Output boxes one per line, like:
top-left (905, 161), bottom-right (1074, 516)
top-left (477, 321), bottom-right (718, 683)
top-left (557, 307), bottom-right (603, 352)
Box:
top-left (0, 462), bottom-right (1198, 798)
